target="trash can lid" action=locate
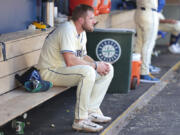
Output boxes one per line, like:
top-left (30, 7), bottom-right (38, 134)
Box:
top-left (94, 28), bottom-right (135, 33)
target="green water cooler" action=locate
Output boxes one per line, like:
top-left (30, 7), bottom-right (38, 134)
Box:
top-left (86, 28), bottom-right (135, 93)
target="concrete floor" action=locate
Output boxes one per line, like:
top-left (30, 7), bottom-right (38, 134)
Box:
top-left (120, 66), bottom-right (180, 135)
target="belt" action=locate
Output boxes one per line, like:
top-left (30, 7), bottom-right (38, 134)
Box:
top-left (140, 7), bottom-right (157, 12)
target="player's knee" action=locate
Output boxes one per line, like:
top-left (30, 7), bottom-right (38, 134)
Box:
top-left (80, 65), bottom-right (96, 80)
top-left (107, 63), bottom-right (114, 78)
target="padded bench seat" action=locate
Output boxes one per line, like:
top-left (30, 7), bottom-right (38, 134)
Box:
top-left (0, 86), bottom-right (69, 126)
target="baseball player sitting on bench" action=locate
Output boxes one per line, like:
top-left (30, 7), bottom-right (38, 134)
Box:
top-left (37, 4), bottom-right (114, 132)
top-left (134, 0), bottom-right (160, 83)
top-left (158, 0), bottom-right (180, 54)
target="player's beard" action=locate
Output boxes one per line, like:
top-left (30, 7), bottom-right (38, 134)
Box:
top-left (82, 23), bottom-right (94, 32)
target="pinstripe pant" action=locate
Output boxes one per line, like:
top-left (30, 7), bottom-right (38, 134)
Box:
top-left (134, 8), bottom-right (159, 75)
top-left (39, 64), bottom-right (114, 120)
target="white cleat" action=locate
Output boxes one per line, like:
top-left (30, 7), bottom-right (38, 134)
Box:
top-left (168, 43), bottom-right (180, 54)
top-left (72, 119), bottom-right (103, 132)
top-left (88, 113), bottom-right (112, 123)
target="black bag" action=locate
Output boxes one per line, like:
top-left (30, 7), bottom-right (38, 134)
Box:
top-left (15, 67), bottom-right (39, 85)
top-left (15, 67), bottom-right (53, 92)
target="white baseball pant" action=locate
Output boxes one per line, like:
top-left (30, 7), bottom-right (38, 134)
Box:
top-left (135, 8), bottom-right (159, 75)
top-left (39, 64), bottom-right (114, 120)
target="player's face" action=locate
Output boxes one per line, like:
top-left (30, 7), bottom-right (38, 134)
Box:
top-left (82, 11), bottom-right (97, 32)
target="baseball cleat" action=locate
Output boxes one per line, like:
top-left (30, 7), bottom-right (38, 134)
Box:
top-left (140, 74), bottom-right (160, 83)
top-left (72, 119), bottom-right (103, 132)
top-left (168, 43), bottom-right (180, 54)
top-left (88, 113), bottom-right (112, 123)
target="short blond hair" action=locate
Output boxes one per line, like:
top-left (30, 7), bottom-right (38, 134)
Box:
top-left (72, 4), bottom-right (94, 21)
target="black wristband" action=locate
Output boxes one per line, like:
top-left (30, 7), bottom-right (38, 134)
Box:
top-left (94, 61), bottom-right (97, 70)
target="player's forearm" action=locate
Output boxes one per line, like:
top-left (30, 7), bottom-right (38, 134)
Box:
top-left (66, 56), bottom-right (96, 69)
top-left (160, 19), bottom-right (176, 24)
top-left (160, 19), bottom-right (169, 23)
top-left (83, 55), bottom-right (95, 63)
top-left (63, 52), bottom-right (97, 69)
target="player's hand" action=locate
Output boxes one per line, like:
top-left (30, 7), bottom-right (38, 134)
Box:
top-left (96, 61), bottom-right (110, 76)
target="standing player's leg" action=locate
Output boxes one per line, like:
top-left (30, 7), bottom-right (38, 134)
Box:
top-left (159, 20), bottom-right (180, 54)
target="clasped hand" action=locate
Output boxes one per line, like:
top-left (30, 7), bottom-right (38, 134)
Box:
top-left (96, 61), bottom-right (110, 76)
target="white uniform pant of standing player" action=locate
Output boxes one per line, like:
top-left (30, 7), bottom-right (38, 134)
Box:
top-left (158, 13), bottom-right (180, 37)
top-left (135, 7), bottom-right (159, 75)
top-left (39, 64), bottom-right (114, 120)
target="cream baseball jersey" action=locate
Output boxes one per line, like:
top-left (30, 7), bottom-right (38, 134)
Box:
top-left (37, 20), bottom-right (87, 69)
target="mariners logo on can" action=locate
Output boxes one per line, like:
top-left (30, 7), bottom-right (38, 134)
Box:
top-left (96, 39), bottom-right (121, 63)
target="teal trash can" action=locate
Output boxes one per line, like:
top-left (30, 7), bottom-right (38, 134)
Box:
top-left (86, 28), bottom-right (135, 93)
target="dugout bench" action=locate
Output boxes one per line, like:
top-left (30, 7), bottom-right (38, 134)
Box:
top-left (0, 29), bottom-right (69, 127)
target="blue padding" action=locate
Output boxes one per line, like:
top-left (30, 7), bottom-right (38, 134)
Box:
top-left (158, 0), bottom-right (166, 12)
top-left (111, 0), bottom-right (136, 11)
top-left (158, 31), bottom-right (167, 38)
top-left (111, 0), bottom-right (122, 11)
top-left (123, 0), bottom-right (136, 10)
